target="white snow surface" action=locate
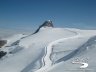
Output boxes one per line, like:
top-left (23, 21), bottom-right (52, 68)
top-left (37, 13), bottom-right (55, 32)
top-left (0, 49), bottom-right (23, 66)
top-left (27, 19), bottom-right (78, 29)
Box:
top-left (3, 34), bottom-right (26, 47)
top-left (0, 27), bottom-right (96, 72)
top-left (19, 28), bottom-right (76, 48)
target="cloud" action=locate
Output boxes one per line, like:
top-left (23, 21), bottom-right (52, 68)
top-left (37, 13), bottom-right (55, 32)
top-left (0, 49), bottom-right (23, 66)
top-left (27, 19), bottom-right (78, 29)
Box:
top-left (70, 23), bottom-right (96, 29)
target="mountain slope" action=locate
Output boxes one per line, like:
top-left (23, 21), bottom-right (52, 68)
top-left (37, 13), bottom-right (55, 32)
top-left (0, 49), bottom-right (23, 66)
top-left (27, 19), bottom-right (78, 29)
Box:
top-left (48, 36), bottom-right (96, 72)
top-left (0, 27), bottom-right (77, 72)
top-left (0, 27), bottom-right (96, 72)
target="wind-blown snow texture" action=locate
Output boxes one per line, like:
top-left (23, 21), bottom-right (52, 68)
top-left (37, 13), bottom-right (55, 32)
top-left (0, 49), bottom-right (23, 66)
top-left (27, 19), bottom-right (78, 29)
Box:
top-left (0, 27), bottom-right (96, 72)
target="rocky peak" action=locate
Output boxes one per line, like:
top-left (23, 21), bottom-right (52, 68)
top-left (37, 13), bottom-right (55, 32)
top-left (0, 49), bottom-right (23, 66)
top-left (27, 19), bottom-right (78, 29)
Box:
top-left (41, 20), bottom-right (54, 28)
top-left (33, 20), bottom-right (54, 34)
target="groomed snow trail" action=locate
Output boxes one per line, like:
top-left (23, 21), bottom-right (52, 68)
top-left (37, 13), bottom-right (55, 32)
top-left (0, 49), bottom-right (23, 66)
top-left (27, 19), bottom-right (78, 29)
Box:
top-left (35, 32), bottom-right (81, 72)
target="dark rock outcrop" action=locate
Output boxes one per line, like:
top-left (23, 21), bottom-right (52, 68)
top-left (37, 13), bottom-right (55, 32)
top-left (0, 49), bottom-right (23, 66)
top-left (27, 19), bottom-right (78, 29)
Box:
top-left (40, 20), bottom-right (54, 27)
top-left (0, 51), bottom-right (7, 58)
top-left (33, 20), bottom-right (54, 34)
top-left (0, 40), bottom-right (7, 48)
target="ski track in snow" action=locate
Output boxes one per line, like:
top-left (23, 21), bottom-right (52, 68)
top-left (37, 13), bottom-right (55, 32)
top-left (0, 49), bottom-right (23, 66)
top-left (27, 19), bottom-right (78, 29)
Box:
top-left (35, 32), bottom-right (81, 72)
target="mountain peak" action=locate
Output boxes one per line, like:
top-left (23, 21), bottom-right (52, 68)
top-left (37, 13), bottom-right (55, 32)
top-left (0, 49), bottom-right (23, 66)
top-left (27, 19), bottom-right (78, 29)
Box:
top-left (41, 20), bottom-right (54, 28)
top-left (33, 20), bottom-right (54, 34)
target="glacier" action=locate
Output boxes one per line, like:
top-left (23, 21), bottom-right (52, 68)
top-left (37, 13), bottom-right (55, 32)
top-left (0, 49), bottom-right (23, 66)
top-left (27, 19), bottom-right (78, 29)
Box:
top-left (0, 26), bottom-right (96, 72)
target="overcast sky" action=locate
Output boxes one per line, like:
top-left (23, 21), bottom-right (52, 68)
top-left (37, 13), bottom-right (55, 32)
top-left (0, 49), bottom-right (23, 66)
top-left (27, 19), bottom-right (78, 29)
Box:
top-left (0, 0), bottom-right (96, 31)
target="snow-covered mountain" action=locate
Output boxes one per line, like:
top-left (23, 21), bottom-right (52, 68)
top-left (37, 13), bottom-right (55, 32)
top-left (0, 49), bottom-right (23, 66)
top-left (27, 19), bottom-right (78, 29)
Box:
top-left (0, 21), bottom-right (96, 72)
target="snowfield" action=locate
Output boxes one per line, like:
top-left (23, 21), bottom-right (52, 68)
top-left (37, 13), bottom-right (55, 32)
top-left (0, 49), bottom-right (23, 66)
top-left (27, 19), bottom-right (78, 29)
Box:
top-left (0, 27), bottom-right (96, 72)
